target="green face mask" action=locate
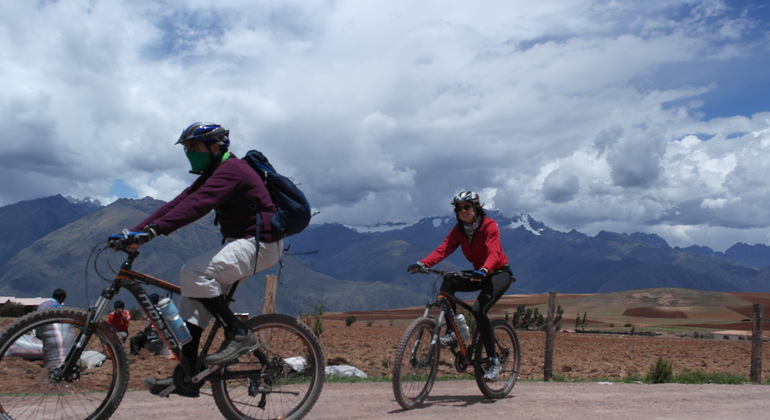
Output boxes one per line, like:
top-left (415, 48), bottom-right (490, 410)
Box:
top-left (186, 151), bottom-right (214, 174)
top-left (186, 151), bottom-right (229, 174)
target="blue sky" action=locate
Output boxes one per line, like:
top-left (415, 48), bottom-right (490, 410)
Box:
top-left (1, 0), bottom-right (770, 252)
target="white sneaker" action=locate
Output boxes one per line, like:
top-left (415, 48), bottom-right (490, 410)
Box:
top-left (484, 357), bottom-right (501, 382)
top-left (439, 332), bottom-right (457, 347)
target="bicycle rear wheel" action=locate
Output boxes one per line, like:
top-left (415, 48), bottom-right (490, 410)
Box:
top-left (0, 308), bottom-right (129, 420)
top-left (211, 313), bottom-right (324, 420)
top-left (391, 317), bottom-right (439, 410)
top-left (474, 319), bottom-right (520, 399)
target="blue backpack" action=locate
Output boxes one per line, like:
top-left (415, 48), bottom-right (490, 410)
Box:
top-left (242, 150), bottom-right (312, 238)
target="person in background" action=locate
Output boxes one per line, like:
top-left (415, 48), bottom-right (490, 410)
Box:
top-left (407, 191), bottom-right (514, 382)
top-left (35, 288), bottom-right (70, 367)
top-left (107, 300), bottom-right (131, 343)
top-left (37, 288), bottom-right (67, 310)
top-left (130, 293), bottom-right (162, 355)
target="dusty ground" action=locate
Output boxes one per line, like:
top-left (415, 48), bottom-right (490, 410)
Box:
top-left (110, 381), bottom-right (770, 420)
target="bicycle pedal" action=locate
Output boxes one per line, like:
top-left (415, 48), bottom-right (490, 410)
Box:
top-left (157, 385), bottom-right (174, 398)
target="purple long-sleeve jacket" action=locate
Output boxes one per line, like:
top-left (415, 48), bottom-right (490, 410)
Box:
top-left (132, 156), bottom-right (282, 243)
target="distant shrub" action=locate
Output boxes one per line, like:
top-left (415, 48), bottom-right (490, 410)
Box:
top-left (646, 356), bottom-right (673, 384)
top-left (129, 307), bottom-right (144, 321)
top-left (298, 302), bottom-right (324, 337)
top-left (0, 302), bottom-right (25, 318)
top-left (345, 315), bottom-right (357, 326)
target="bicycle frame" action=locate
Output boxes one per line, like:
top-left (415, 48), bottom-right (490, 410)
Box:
top-left (422, 290), bottom-right (481, 368)
top-left (55, 249), bottom-right (232, 385)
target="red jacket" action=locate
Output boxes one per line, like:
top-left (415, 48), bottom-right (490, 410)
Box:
top-left (107, 310), bottom-right (131, 332)
top-left (421, 217), bottom-right (508, 272)
top-left (132, 156), bottom-right (281, 243)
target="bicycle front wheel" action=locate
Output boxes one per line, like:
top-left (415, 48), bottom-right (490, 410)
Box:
top-left (211, 313), bottom-right (325, 420)
top-left (0, 308), bottom-right (129, 420)
top-left (391, 317), bottom-right (439, 410)
top-left (474, 319), bottom-right (520, 399)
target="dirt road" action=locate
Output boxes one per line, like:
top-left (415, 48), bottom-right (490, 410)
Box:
top-left (110, 380), bottom-right (770, 419)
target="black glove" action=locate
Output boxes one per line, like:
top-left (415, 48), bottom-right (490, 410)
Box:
top-left (107, 225), bottom-right (158, 249)
top-left (407, 262), bottom-right (427, 273)
top-left (143, 223), bottom-right (160, 239)
top-left (128, 231), bottom-right (153, 245)
top-left (471, 268), bottom-right (489, 281)
top-left (129, 223), bottom-right (160, 245)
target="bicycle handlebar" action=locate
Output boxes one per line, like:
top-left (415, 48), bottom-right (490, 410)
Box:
top-left (106, 229), bottom-right (152, 251)
top-left (410, 267), bottom-right (473, 280)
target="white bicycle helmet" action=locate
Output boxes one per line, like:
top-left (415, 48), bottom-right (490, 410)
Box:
top-left (451, 190), bottom-right (480, 207)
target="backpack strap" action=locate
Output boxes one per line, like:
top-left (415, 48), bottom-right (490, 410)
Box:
top-left (252, 211), bottom-right (261, 275)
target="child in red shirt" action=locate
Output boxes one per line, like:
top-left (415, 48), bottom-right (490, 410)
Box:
top-left (107, 300), bottom-right (131, 343)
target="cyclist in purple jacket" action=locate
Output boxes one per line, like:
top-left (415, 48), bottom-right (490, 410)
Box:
top-left (129, 122), bottom-right (283, 397)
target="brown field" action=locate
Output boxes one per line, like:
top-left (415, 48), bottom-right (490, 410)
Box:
top-left (4, 287), bottom-right (770, 389)
top-left (320, 288), bottom-right (770, 382)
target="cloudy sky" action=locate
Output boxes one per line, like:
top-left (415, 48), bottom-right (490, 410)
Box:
top-left (2, 0), bottom-right (769, 252)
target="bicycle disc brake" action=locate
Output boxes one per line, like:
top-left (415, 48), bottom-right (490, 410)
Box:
top-left (48, 364), bottom-right (82, 383)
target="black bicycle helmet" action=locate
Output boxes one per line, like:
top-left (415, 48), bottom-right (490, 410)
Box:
top-left (176, 122), bottom-right (230, 148)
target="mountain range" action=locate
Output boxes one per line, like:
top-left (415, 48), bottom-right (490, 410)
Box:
top-left (2, 195), bottom-right (770, 316)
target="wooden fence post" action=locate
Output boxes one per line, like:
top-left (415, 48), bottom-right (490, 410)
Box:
top-left (750, 303), bottom-right (763, 383)
top-left (544, 291), bottom-right (557, 381)
top-left (262, 275), bottom-right (278, 315)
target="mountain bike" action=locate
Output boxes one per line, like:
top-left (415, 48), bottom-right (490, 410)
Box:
top-left (391, 268), bottom-right (520, 410)
top-left (0, 232), bottom-right (324, 420)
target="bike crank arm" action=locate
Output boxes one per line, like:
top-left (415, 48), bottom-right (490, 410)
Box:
top-left (191, 365), bottom-right (221, 384)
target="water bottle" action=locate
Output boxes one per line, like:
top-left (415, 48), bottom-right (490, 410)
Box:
top-left (455, 314), bottom-right (470, 341)
top-left (157, 297), bottom-right (192, 345)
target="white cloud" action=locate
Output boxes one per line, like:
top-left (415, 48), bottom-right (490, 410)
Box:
top-left (1, 0), bottom-right (770, 252)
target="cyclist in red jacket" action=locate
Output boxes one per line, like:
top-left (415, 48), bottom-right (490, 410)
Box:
top-left (408, 191), bottom-right (514, 382)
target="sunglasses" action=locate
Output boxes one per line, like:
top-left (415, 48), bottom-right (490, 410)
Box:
top-left (182, 141), bottom-right (209, 152)
top-left (455, 204), bottom-right (474, 212)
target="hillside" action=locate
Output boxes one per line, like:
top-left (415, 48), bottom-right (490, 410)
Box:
top-left (3, 196), bottom-right (770, 316)
top-left (0, 195), bottom-right (100, 269)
